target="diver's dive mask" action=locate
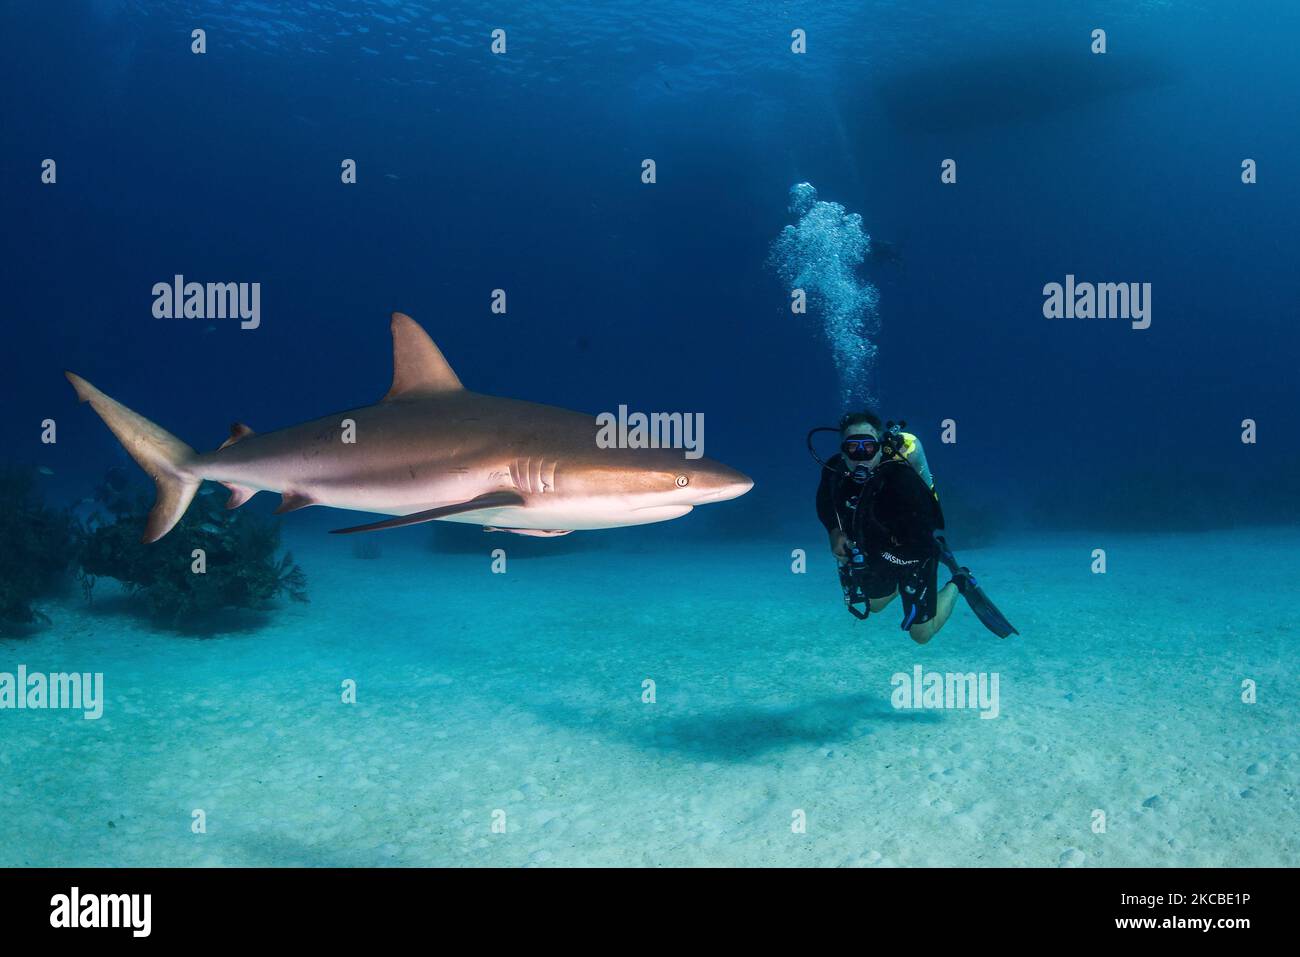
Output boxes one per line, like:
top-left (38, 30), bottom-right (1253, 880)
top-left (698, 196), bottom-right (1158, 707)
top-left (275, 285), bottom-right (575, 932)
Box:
top-left (807, 426), bottom-right (874, 484)
top-left (840, 435), bottom-right (881, 461)
top-left (840, 434), bottom-right (881, 483)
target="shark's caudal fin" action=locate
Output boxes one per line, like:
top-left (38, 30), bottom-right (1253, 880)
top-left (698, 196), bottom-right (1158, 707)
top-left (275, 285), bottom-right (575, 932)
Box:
top-left (65, 372), bottom-right (200, 543)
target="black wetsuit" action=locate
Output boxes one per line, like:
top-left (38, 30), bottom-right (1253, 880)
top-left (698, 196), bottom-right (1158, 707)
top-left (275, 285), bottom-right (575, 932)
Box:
top-left (816, 453), bottom-right (946, 628)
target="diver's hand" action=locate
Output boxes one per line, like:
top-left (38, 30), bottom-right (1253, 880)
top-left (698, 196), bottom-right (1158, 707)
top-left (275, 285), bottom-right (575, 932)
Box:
top-left (829, 529), bottom-right (850, 562)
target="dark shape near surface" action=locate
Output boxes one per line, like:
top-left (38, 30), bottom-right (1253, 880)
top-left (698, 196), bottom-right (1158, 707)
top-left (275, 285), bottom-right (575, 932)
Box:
top-left (935, 535), bottom-right (1018, 638)
top-left (875, 43), bottom-right (1172, 134)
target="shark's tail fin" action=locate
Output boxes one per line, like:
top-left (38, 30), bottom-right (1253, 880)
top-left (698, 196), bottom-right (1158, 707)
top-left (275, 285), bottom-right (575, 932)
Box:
top-left (65, 372), bottom-right (200, 543)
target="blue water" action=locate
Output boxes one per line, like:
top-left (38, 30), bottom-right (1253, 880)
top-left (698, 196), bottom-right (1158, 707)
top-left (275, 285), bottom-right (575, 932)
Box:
top-left (1, 1), bottom-right (1297, 867)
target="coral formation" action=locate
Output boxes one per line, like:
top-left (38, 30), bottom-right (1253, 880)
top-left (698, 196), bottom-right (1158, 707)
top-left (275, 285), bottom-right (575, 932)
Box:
top-left (0, 467), bottom-right (75, 630)
top-left (78, 476), bottom-right (308, 626)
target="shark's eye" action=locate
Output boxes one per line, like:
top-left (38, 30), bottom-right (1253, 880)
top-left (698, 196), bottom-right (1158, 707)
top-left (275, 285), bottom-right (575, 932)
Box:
top-left (675, 474), bottom-right (689, 488)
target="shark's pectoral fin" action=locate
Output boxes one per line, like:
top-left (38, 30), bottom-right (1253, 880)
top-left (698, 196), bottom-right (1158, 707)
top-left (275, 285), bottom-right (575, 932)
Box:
top-left (217, 422), bottom-right (256, 451)
top-left (483, 527), bottom-right (574, 537)
top-left (222, 482), bottom-right (256, 509)
top-left (329, 490), bottom-right (525, 535)
top-left (276, 491), bottom-right (316, 514)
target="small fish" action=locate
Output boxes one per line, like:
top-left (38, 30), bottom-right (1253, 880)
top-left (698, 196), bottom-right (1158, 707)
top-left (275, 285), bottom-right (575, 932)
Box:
top-left (37, 466), bottom-right (54, 475)
top-left (384, 173), bottom-right (400, 181)
top-left (199, 522), bottom-right (222, 534)
top-left (867, 239), bottom-right (903, 266)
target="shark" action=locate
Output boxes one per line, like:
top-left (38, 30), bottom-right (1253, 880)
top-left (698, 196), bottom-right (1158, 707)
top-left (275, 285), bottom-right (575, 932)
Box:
top-left (66, 313), bottom-right (753, 542)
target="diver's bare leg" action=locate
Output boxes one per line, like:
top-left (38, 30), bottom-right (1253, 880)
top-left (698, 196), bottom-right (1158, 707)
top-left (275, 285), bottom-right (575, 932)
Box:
top-left (869, 590), bottom-right (897, 613)
top-left (908, 582), bottom-right (959, 645)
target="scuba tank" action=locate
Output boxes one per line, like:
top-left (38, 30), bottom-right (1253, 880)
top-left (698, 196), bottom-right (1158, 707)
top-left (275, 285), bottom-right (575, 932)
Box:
top-left (883, 422), bottom-right (935, 494)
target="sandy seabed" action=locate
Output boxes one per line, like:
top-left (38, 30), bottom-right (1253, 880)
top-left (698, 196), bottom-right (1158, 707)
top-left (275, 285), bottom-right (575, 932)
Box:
top-left (2, 525), bottom-right (1296, 867)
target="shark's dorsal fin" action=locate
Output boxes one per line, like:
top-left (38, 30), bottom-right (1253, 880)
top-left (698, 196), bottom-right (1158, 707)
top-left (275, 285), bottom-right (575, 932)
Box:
top-left (384, 312), bottom-right (463, 400)
top-left (217, 422), bottom-right (256, 451)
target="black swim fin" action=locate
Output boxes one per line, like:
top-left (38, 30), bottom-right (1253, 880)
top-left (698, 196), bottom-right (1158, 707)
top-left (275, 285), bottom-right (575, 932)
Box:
top-left (934, 536), bottom-right (1019, 638)
top-left (959, 578), bottom-right (1019, 638)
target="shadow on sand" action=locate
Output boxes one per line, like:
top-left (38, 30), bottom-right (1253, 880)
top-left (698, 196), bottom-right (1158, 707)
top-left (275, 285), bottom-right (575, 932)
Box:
top-left (74, 592), bottom-right (276, 638)
top-left (536, 692), bottom-right (942, 762)
top-left (426, 522), bottom-right (609, 558)
top-left (230, 832), bottom-right (411, 867)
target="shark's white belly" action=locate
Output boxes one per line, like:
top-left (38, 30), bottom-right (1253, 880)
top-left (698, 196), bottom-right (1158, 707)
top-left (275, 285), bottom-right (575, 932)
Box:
top-left (436, 502), bottom-right (693, 531)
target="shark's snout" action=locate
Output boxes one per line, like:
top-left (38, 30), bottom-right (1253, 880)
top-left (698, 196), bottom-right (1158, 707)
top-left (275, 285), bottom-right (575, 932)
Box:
top-left (689, 464), bottom-right (754, 504)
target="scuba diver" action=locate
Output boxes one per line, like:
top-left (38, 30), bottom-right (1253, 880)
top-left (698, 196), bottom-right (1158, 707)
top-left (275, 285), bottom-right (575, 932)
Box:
top-left (811, 411), bottom-right (1017, 643)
